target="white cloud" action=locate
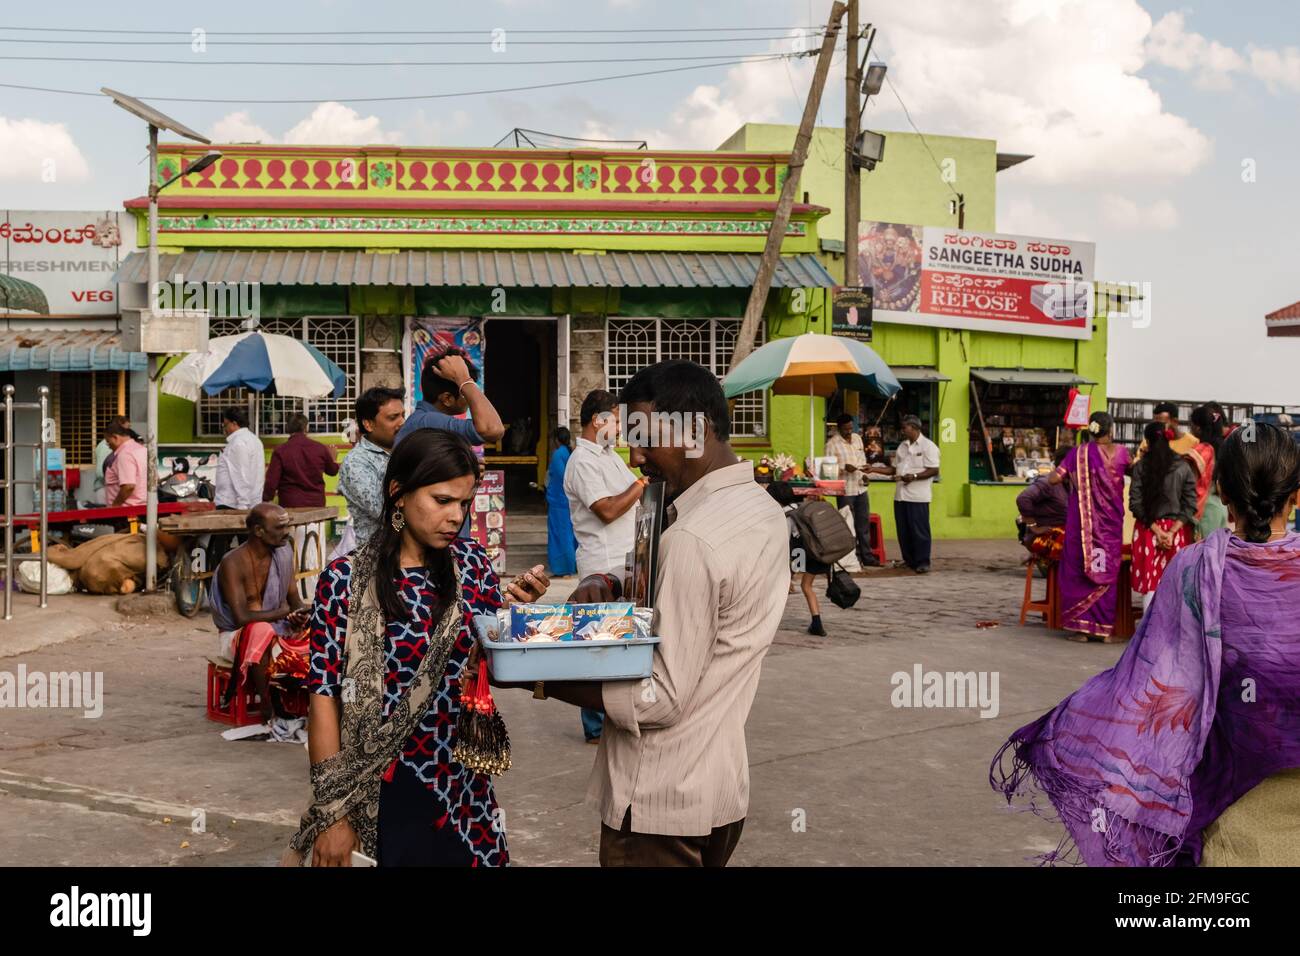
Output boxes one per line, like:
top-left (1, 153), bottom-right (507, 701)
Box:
top-left (1147, 10), bottom-right (1300, 94)
top-left (632, 3), bottom-right (1211, 186)
top-left (998, 197), bottom-right (1069, 238)
top-left (208, 102), bottom-right (400, 146)
top-left (0, 116), bottom-right (89, 183)
top-left (284, 102), bottom-right (401, 145)
top-left (1146, 11), bottom-right (1246, 89)
top-left (210, 111), bottom-right (273, 144)
top-left (1249, 46), bottom-right (1300, 94)
top-left (1101, 194), bottom-right (1178, 231)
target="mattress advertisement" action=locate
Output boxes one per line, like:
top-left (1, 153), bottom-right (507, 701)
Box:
top-left (857, 221), bottom-right (1095, 340)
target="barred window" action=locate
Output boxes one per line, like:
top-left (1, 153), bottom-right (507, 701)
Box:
top-left (605, 318), bottom-right (767, 439)
top-left (197, 317), bottom-right (359, 438)
top-left (55, 371), bottom-right (125, 467)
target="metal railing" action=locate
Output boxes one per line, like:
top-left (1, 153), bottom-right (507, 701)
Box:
top-left (2, 384), bottom-right (50, 620)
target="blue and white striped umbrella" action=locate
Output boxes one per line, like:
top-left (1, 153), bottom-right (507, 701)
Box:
top-left (161, 331), bottom-right (347, 403)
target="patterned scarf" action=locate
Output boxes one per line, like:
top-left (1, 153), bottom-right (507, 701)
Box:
top-left (281, 537), bottom-right (466, 865)
top-left (991, 529), bottom-right (1300, 866)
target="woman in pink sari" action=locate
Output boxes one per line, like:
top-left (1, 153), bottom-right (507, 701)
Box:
top-left (1046, 411), bottom-right (1131, 642)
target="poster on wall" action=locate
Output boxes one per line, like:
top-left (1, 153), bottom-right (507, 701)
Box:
top-left (1, 211), bottom-right (123, 315)
top-left (469, 469), bottom-right (506, 574)
top-left (831, 285), bottom-right (873, 341)
top-left (404, 316), bottom-right (485, 404)
top-left (857, 221), bottom-right (1095, 340)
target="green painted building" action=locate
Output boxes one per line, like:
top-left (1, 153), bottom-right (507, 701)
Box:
top-left (720, 124), bottom-right (1117, 538)
top-left (115, 143), bottom-right (840, 523)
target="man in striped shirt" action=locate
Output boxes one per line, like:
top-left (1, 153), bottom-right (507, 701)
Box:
top-left (536, 360), bottom-right (789, 866)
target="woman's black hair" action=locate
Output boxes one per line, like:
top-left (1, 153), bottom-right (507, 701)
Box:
top-left (1079, 410), bottom-right (1113, 443)
top-left (1190, 402), bottom-right (1227, 488)
top-left (1138, 421), bottom-right (1178, 522)
top-left (372, 427), bottom-right (479, 623)
top-left (1217, 422), bottom-right (1300, 543)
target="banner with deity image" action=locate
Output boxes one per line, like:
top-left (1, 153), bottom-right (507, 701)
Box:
top-left (403, 316), bottom-right (485, 406)
top-left (857, 221), bottom-right (1095, 340)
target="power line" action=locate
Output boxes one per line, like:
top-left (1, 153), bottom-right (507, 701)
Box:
top-left (0, 51), bottom-right (806, 68)
top-left (878, 74), bottom-right (961, 202)
top-left (0, 25), bottom-right (821, 36)
top-left (0, 53), bottom-right (803, 105)
top-left (0, 34), bottom-right (828, 47)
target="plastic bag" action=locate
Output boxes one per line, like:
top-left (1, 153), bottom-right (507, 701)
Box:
top-left (18, 561), bottom-right (75, 595)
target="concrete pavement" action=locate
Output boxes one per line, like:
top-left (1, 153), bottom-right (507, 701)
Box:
top-left (0, 539), bottom-right (1128, 866)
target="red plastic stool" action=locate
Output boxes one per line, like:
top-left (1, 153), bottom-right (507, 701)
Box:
top-left (1019, 560), bottom-right (1054, 626)
top-left (867, 513), bottom-right (887, 566)
top-left (206, 660), bottom-right (309, 726)
top-left (206, 659), bottom-right (266, 727)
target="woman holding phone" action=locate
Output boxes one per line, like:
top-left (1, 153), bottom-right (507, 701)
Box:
top-left (283, 428), bottom-right (548, 867)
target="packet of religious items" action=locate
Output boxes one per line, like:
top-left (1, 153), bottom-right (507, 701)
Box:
top-left (510, 604), bottom-right (573, 642)
top-left (572, 603), bottom-right (637, 641)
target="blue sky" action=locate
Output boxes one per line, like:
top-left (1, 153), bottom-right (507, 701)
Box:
top-left (1, 0), bottom-right (1296, 404)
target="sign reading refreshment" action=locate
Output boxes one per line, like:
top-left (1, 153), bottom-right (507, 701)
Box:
top-left (857, 221), bottom-right (1095, 340)
top-left (1, 211), bottom-right (123, 316)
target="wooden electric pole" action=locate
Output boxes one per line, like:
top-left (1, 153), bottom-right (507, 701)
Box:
top-left (728, 1), bottom-right (846, 372)
top-left (844, 0), bottom-right (861, 288)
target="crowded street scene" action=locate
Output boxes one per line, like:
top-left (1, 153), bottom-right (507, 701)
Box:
top-left (0, 0), bottom-right (1295, 935)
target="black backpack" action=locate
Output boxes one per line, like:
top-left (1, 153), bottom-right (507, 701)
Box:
top-left (791, 499), bottom-right (856, 565)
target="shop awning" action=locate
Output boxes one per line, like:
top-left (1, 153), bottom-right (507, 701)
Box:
top-left (891, 366), bottom-right (951, 383)
top-left (114, 250), bottom-right (837, 290)
top-left (0, 328), bottom-right (147, 372)
top-left (970, 368), bottom-right (1095, 386)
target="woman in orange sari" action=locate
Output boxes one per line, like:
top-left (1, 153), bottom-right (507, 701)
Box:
top-left (1187, 402), bottom-right (1229, 538)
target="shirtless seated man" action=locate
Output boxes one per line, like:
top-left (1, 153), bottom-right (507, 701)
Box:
top-left (210, 503), bottom-right (311, 722)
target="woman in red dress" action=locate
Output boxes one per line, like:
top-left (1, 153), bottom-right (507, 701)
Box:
top-left (1129, 421), bottom-right (1198, 596)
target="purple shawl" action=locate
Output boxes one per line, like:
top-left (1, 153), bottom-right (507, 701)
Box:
top-left (991, 528), bottom-right (1300, 866)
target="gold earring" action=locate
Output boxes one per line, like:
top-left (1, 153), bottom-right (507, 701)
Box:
top-left (391, 509), bottom-right (406, 532)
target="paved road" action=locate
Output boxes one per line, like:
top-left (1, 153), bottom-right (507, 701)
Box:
top-left (0, 539), bottom-right (1127, 866)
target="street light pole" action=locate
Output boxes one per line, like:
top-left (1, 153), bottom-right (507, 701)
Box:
top-left (145, 123), bottom-right (160, 592)
top-left (844, 1), bottom-right (861, 288)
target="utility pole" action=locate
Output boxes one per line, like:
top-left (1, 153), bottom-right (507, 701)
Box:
top-left (844, 1), bottom-right (861, 288)
top-left (728, 1), bottom-right (846, 372)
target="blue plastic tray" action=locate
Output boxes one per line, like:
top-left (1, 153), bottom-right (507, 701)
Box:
top-left (480, 635), bottom-right (660, 682)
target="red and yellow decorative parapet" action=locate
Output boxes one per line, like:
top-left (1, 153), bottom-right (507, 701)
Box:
top-left (128, 145), bottom-right (827, 252)
top-left (150, 145), bottom-right (789, 201)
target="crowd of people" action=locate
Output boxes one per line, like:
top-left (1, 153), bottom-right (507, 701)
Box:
top-left (995, 417), bottom-right (1300, 867)
top-left (1015, 400), bottom-right (1233, 641)
top-left (88, 354), bottom-right (1300, 868)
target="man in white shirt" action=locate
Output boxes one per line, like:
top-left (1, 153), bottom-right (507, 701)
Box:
top-left (564, 389), bottom-right (647, 582)
top-left (871, 414), bottom-right (940, 573)
top-left (214, 406), bottom-right (266, 510)
top-left (563, 388), bottom-right (647, 742)
top-left (824, 413), bottom-right (879, 566)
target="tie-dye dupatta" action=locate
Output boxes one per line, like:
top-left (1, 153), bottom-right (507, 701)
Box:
top-left (992, 529), bottom-right (1300, 866)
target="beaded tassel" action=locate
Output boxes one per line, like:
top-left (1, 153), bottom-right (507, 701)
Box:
top-left (454, 653), bottom-right (512, 775)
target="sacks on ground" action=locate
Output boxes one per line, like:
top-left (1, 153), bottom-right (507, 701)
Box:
top-left (791, 499), bottom-right (855, 565)
top-left (17, 560), bottom-right (75, 595)
top-left (48, 533), bottom-right (172, 595)
top-left (836, 506), bottom-right (862, 573)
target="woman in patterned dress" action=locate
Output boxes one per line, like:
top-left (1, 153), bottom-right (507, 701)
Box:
top-left (283, 428), bottom-right (548, 867)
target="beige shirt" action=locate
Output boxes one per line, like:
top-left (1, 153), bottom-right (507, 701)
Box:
top-left (589, 460), bottom-right (789, 836)
top-left (825, 432), bottom-right (867, 496)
